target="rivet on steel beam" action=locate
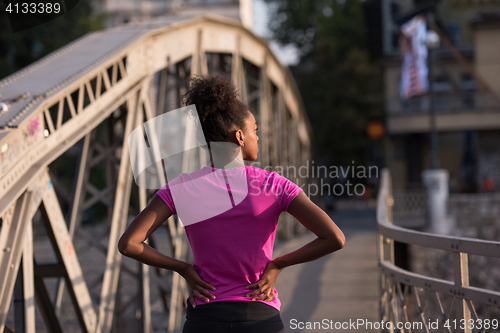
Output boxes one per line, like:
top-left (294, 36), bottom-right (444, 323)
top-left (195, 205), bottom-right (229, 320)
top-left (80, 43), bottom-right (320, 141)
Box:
top-left (4, 247), bottom-right (11, 252)
top-left (10, 264), bottom-right (14, 269)
top-left (455, 244), bottom-right (459, 250)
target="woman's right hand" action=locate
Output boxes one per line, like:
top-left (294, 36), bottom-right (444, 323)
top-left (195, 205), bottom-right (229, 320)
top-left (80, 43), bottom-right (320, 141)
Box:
top-left (178, 264), bottom-right (216, 307)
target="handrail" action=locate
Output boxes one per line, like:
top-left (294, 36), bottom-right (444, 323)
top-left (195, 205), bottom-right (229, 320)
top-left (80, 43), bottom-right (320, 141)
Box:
top-left (377, 169), bottom-right (500, 332)
top-left (378, 221), bottom-right (500, 258)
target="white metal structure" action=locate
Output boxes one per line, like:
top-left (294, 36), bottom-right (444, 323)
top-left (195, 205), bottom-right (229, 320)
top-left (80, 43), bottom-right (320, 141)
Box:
top-left (0, 14), bottom-right (312, 332)
top-left (378, 169), bottom-right (500, 332)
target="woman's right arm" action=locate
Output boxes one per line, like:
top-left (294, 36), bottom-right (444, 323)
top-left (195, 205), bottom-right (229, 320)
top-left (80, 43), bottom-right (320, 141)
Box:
top-left (273, 191), bottom-right (345, 268)
top-left (118, 194), bottom-right (216, 304)
top-left (245, 191), bottom-right (345, 301)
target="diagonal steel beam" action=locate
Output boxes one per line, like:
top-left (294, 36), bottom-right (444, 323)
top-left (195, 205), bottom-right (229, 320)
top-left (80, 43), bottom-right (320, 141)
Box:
top-left (54, 132), bottom-right (93, 317)
top-left (13, 221), bottom-right (36, 333)
top-left (0, 191), bottom-right (33, 332)
top-left (33, 260), bottom-right (64, 333)
top-left (97, 86), bottom-right (139, 333)
top-left (40, 169), bottom-right (97, 333)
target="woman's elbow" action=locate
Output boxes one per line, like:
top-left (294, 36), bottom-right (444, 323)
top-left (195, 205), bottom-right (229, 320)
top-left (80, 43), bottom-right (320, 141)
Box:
top-left (329, 232), bottom-right (346, 251)
top-left (337, 233), bottom-right (346, 250)
top-left (118, 236), bottom-right (131, 256)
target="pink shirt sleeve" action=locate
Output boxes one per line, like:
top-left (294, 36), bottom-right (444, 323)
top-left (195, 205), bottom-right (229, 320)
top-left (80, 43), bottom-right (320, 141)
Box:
top-left (156, 183), bottom-right (177, 215)
top-left (156, 170), bottom-right (301, 215)
top-left (275, 173), bottom-right (303, 212)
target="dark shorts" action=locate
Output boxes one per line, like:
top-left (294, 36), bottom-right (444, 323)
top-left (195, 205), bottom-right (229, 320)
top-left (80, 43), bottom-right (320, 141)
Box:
top-left (182, 301), bottom-right (286, 333)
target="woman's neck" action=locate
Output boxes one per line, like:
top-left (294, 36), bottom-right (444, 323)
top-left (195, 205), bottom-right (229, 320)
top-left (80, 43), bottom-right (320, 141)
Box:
top-left (207, 141), bottom-right (244, 169)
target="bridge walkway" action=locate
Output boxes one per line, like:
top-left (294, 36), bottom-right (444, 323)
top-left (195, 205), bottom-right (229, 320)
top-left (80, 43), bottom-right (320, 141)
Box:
top-left (274, 208), bottom-right (380, 333)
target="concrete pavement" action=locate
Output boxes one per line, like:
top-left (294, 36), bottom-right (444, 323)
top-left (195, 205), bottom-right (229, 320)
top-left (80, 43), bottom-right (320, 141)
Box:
top-left (274, 208), bottom-right (381, 333)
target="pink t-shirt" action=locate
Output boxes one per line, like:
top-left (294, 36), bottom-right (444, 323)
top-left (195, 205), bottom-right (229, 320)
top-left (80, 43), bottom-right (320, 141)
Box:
top-left (156, 165), bottom-right (302, 311)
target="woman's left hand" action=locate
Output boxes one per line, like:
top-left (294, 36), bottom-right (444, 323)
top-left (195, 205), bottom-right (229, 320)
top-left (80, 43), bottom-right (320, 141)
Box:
top-left (245, 261), bottom-right (284, 301)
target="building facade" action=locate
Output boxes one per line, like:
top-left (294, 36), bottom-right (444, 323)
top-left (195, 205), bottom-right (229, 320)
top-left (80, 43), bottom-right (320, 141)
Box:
top-left (103, 0), bottom-right (253, 30)
top-left (383, 0), bottom-right (500, 193)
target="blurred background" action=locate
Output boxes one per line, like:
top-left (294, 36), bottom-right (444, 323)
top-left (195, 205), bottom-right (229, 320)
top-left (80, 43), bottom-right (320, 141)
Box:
top-left (1, 0), bottom-right (500, 331)
top-left (4, 0), bottom-right (500, 200)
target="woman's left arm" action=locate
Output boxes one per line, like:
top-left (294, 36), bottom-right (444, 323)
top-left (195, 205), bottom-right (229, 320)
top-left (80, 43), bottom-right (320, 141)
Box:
top-left (118, 194), bottom-right (216, 303)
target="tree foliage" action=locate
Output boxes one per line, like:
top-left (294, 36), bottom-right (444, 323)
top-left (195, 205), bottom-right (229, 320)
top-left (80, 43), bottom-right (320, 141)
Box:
top-left (265, 0), bottom-right (384, 166)
top-left (0, 0), bottom-right (106, 79)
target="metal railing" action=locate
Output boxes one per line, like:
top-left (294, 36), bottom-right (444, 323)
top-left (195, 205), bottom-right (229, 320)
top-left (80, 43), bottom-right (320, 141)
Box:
top-left (377, 169), bottom-right (500, 332)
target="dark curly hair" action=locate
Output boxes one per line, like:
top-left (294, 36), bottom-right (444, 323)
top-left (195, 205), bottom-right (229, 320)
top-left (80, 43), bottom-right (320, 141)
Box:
top-left (182, 75), bottom-right (249, 143)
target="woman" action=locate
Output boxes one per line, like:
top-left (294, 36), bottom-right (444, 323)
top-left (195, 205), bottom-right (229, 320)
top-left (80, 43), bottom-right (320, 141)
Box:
top-left (118, 75), bottom-right (345, 333)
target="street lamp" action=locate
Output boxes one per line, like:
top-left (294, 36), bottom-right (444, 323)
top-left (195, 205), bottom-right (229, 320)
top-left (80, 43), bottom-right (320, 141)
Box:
top-left (425, 30), bottom-right (440, 49)
top-left (0, 93), bottom-right (30, 133)
top-left (0, 102), bottom-right (9, 114)
top-left (425, 29), bottom-right (440, 169)
top-left (421, 28), bottom-right (453, 234)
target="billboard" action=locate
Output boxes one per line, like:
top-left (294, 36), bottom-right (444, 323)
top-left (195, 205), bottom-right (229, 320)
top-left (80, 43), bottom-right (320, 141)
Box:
top-left (399, 14), bottom-right (429, 100)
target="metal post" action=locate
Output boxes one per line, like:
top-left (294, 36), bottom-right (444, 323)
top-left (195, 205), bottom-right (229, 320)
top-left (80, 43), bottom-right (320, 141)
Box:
top-left (98, 90), bottom-right (138, 333)
top-left (382, 0), bottom-right (392, 56)
top-left (260, 55), bottom-right (270, 167)
top-left (55, 132), bottom-right (92, 317)
top-left (0, 192), bottom-right (33, 332)
top-left (21, 222), bottom-right (35, 333)
top-left (428, 45), bottom-right (439, 169)
top-left (453, 252), bottom-right (471, 332)
top-left (40, 171), bottom-right (97, 333)
top-left (14, 259), bottom-right (26, 333)
top-left (137, 92), bottom-right (152, 333)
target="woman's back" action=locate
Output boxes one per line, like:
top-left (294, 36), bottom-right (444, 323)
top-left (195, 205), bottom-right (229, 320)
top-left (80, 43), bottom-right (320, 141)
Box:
top-left (157, 165), bottom-right (302, 310)
top-left (119, 75), bottom-right (345, 333)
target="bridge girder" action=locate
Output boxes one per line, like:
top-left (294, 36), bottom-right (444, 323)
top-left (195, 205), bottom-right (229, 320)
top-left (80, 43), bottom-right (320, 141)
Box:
top-left (0, 14), bottom-right (313, 332)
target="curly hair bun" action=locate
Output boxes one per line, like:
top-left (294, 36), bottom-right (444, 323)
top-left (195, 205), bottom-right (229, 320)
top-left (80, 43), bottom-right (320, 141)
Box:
top-left (182, 75), bottom-right (249, 143)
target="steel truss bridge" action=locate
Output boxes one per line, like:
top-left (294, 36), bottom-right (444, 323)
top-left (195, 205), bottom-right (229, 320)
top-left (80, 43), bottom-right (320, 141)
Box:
top-left (0, 14), bottom-right (312, 333)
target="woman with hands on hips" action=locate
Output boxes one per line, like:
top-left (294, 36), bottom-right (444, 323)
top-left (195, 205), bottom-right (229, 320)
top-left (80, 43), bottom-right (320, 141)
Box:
top-left (118, 75), bottom-right (345, 333)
